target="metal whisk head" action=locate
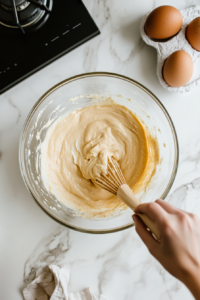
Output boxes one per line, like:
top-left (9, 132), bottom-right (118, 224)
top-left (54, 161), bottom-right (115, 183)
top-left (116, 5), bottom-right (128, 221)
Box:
top-left (93, 158), bottom-right (126, 195)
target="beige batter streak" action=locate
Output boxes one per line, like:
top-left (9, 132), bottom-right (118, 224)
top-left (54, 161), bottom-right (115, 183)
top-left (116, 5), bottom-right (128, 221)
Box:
top-left (41, 103), bottom-right (159, 218)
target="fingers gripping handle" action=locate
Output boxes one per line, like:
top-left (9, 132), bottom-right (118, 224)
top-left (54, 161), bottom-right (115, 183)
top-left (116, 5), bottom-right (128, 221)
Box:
top-left (117, 184), bottom-right (160, 240)
top-left (137, 213), bottom-right (160, 241)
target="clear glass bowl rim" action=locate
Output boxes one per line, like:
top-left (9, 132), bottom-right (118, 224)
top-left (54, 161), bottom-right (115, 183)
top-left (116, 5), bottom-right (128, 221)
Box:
top-left (19, 72), bottom-right (179, 234)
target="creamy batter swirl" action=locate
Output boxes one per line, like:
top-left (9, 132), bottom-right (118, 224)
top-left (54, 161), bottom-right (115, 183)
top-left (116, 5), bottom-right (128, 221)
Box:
top-left (41, 104), bottom-right (159, 218)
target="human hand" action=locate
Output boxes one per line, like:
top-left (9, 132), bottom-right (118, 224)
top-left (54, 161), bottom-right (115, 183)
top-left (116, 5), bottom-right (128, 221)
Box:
top-left (133, 200), bottom-right (200, 300)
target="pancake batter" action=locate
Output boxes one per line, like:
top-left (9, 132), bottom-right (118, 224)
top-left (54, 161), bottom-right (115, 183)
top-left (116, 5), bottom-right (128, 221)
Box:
top-left (41, 103), bottom-right (159, 218)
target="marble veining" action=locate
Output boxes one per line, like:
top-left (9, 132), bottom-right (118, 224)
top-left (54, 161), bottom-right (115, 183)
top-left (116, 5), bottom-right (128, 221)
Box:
top-left (7, 97), bottom-right (21, 124)
top-left (167, 177), bottom-right (200, 217)
top-left (24, 227), bottom-right (70, 284)
top-left (1, 0), bottom-right (200, 299)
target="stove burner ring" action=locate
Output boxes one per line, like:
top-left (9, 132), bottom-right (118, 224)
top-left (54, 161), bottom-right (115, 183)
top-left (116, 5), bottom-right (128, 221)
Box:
top-left (0, 0), bottom-right (52, 32)
top-left (1, 1), bottom-right (30, 12)
top-left (0, 9), bottom-right (44, 28)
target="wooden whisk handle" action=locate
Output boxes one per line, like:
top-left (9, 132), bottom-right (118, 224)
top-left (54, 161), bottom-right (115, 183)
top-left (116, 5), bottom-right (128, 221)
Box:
top-left (117, 184), bottom-right (160, 241)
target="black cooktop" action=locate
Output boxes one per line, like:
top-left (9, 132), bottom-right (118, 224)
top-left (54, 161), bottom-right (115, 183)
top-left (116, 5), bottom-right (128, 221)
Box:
top-left (0, 0), bottom-right (100, 94)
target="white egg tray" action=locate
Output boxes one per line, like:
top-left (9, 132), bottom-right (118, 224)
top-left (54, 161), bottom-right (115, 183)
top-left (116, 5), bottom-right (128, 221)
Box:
top-left (140, 5), bottom-right (200, 93)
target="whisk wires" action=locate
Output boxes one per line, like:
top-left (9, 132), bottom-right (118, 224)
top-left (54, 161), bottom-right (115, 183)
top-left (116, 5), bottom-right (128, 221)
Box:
top-left (93, 158), bottom-right (126, 195)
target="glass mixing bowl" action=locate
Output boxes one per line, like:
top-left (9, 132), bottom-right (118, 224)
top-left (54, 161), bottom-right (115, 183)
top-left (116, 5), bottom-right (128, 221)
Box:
top-left (19, 72), bottom-right (179, 233)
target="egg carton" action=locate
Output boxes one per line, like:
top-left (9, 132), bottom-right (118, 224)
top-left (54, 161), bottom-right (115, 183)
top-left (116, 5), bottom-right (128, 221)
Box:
top-left (140, 5), bottom-right (200, 93)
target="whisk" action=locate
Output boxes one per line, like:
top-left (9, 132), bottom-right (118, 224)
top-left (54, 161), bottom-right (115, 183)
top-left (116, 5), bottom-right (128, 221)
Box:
top-left (93, 157), bottom-right (160, 240)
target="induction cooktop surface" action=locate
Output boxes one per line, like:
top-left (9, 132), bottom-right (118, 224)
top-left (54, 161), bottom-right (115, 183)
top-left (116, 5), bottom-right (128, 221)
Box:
top-left (0, 0), bottom-right (100, 94)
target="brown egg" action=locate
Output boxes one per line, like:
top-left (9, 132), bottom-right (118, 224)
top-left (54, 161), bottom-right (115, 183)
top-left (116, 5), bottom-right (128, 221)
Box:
top-left (186, 17), bottom-right (200, 51)
top-left (145, 6), bottom-right (183, 40)
top-left (163, 50), bottom-right (193, 87)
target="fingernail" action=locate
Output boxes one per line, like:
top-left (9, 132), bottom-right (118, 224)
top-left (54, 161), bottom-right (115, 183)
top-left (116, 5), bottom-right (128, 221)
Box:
top-left (132, 214), bottom-right (136, 222)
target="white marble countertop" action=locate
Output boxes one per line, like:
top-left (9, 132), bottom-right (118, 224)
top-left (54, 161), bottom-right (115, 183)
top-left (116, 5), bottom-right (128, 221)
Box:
top-left (1, 0), bottom-right (200, 299)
